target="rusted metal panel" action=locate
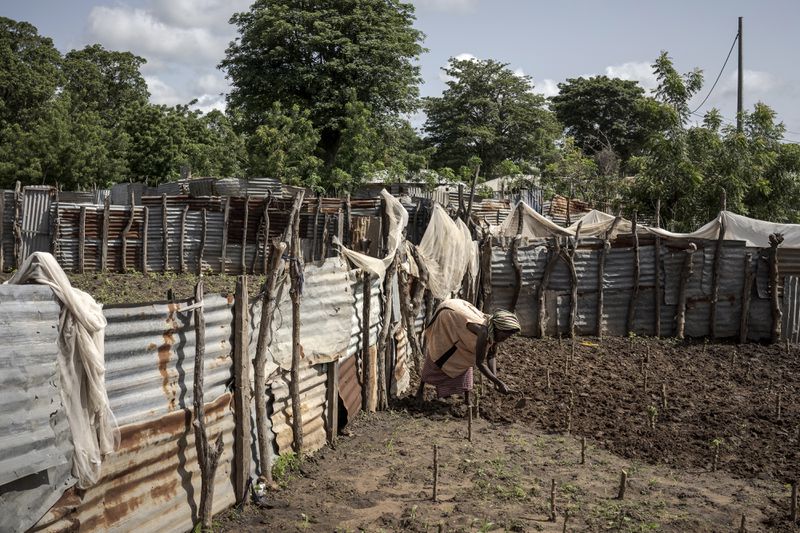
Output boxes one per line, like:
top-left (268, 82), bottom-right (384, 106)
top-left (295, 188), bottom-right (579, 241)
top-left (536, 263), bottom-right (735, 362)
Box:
top-left (270, 363), bottom-right (328, 455)
top-left (103, 294), bottom-right (234, 427)
top-left (31, 393), bottom-right (236, 533)
top-left (0, 285), bottom-right (75, 533)
top-left (337, 354), bottom-right (362, 424)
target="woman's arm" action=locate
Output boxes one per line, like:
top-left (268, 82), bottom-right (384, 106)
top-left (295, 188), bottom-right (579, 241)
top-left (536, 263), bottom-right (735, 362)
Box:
top-left (468, 322), bottom-right (510, 393)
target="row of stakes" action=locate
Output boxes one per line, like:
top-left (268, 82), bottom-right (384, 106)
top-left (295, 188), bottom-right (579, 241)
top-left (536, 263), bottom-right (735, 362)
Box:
top-left (428, 373), bottom-right (799, 530)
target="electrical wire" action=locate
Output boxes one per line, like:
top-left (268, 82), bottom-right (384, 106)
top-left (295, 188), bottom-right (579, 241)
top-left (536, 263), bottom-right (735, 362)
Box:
top-left (690, 33), bottom-right (739, 114)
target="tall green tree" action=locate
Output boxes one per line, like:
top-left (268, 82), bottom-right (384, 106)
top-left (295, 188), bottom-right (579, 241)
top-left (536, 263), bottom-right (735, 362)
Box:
top-left (221, 0), bottom-right (425, 186)
top-left (551, 76), bottom-right (659, 167)
top-left (423, 58), bottom-right (560, 179)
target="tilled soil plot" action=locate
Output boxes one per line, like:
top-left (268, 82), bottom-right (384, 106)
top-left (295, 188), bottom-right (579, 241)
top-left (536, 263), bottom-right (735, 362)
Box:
top-left (479, 336), bottom-right (800, 482)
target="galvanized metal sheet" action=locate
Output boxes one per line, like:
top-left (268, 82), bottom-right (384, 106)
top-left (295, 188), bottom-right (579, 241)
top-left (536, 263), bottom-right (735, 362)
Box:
top-left (0, 285), bottom-right (76, 533)
top-left (338, 354), bottom-right (362, 424)
top-left (270, 363), bottom-right (328, 455)
top-left (20, 186), bottom-right (54, 261)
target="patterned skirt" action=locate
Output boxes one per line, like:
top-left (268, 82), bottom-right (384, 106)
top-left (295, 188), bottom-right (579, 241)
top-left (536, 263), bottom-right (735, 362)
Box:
top-left (420, 356), bottom-right (474, 398)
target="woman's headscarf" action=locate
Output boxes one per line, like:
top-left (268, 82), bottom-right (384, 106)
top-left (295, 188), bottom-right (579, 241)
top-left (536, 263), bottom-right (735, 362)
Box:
top-left (486, 310), bottom-right (521, 344)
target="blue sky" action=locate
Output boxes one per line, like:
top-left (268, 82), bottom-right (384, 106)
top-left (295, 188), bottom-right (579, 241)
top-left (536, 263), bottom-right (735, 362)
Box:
top-left (4, 0), bottom-right (800, 140)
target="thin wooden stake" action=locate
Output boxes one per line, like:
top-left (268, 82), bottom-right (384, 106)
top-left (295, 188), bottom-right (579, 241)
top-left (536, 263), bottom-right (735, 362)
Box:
top-left (562, 509), bottom-right (569, 533)
top-left (549, 479), bottom-right (557, 521)
top-left (546, 366), bottom-right (551, 390)
top-left (739, 514), bottom-right (746, 533)
top-left (661, 383), bottom-right (667, 409)
top-left (777, 392), bottom-right (783, 421)
top-left (617, 470), bottom-right (628, 500)
top-left (468, 397), bottom-right (473, 442)
top-left (580, 436), bottom-right (586, 465)
top-left (791, 481), bottom-right (798, 522)
top-left (433, 444), bottom-right (439, 502)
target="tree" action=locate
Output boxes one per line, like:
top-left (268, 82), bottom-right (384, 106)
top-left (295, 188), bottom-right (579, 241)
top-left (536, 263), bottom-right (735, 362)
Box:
top-left (651, 50), bottom-right (703, 124)
top-left (221, 0), bottom-right (425, 183)
top-left (0, 17), bottom-right (63, 126)
top-left (423, 58), bottom-right (560, 179)
top-left (62, 44), bottom-right (149, 123)
top-left (551, 76), bottom-right (655, 167)
top-left (247, 102), bottom-right (322, 189)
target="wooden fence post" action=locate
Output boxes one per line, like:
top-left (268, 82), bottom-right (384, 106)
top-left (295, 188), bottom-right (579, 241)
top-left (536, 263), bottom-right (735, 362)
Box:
top-left (362, 271), bottom-right (376, 412)
top-left (344, 194), bottom-right (352, 247)
top-left (0, 192), bottom-right (5, 272)
top-left (161, 193), bottom-right (168, 273)
top-left (241, 195), bottom-right (250, 274)
top-left (179, 204), bottom-right (188, 274)
top-left (198, 208), bottom-right (207, 275)
top-left (538, 238), bottom-right (563, 338)
top-left (253, 239), bottom-right (287, 482)
top-left (142, 206), bottom-right (149, 274)
top-left (654, 199), bottom-right (662, 337)
top-left (769, 233), bottom-right (784, 343)
top-left (78, 206), bottom-right (86, 274)
top-left (479, 236), bottom-right (493, 312)
top-left (510, 234), bottom-right (523, 313)
top-left (312, 195), bottom-right (322, 261)
top-left (740, 252), bottom-right (754, 344)
top-left (192, 280), bottom-right (224, 531)
top-left (121, 191), bottom-right (135, 272)
top-left (100, 195), bottom-right (110, 272)
top-left (287, 191), bottom-right (306, 455)
top-left (626, 213), bottom-right (639, 336)
top-left (377, 257), bottom-right (397, 411)
top-left (676, 244), bottom-right (697, 340)
top-left (259, 194), bottom-right (272, 274)
top-left (13, 181), bottom-right (21, 269)
top-left (709, 216), bottom-right (727, 338)
top-left (597, 216), bottom-right (622, 337)
top-left (50, 191), bottom-right (59, 257)
top-left (565, 223), bottom-right (582, 339)
top-left (233, 276), bottom-right (251, 505)
top-left (220, 196), bottom-right (230, 274)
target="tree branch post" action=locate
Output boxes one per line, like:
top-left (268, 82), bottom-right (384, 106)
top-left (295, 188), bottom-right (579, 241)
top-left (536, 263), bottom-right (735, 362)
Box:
top-left (626, 213), bottom-right (639, 336)
top-left (739, 252), bottom-right (754, 344)
top-left (675, 244), bottom-right (697, 340)
top-left (193, 280), bottom-right (224, 531)
top-left (709, 216), bottom-right (727, 338)
top-left (288, 191), bottom-right (306, 454)
top-left (769, 233), bottom-right (784, 343)
top-left (538, 238), bottom-right (563, 338)
top-left (233, 276), bottom-right (251, 505)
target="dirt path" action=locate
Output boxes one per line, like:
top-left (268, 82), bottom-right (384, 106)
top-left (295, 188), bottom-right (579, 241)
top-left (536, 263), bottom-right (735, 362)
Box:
top-left (219, 407), bottom-right (792, 532)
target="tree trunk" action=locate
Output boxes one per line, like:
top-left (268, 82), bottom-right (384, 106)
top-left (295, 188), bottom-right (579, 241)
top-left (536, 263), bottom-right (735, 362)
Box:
top-left (287, 191), bottom-right (306, 454)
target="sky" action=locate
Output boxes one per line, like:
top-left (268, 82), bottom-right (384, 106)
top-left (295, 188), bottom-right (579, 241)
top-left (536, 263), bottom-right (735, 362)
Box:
top-left (4, 0), bottom-right (800, 141)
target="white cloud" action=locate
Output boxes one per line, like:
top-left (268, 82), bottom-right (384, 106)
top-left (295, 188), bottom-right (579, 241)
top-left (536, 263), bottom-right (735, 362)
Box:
top-left (413, 0), bottom-right (479, 13)
top-left (147, 0), bottom-right (250, 33)
top-left (533, 78), bottom-right (559, 98)
top-left (144, 76), bottom-right (183, 106)
top-left (717, 69), bottom-right (780, 99)
top-left (604, 61), bottom-right (658, 90)
top-left (88, 6), bottom-right (227, 66)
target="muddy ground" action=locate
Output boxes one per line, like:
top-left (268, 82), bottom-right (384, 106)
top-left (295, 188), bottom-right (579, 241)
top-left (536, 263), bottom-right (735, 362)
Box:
top-left (218, 336), bottom-right (800, 532)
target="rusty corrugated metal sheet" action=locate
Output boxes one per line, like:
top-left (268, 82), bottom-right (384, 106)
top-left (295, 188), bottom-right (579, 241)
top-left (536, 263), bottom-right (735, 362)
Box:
top-left (103, 294), bottom-right (234, 427)
top-left (31, 393), bottom-right (236, 533)
top-left (0, 285), bottom-right (75, 533)
top-left (338, 354), bottom-right (362, 424)
top-left (543, 195), bottom-right (592, 226)
top-left (270, 363), bottom-right (328, 455)
top-left (1, 190), bottom-right (15, 271)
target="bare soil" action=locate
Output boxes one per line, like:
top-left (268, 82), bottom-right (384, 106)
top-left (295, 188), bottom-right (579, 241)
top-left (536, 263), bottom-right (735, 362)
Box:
top-left (217, 337), bottom-right (800, 532)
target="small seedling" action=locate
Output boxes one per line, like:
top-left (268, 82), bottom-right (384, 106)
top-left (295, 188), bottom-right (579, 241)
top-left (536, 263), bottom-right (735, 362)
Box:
top-left (646, 405), bottom-right (658, 429)
top-left (710, 438), bottom-right (723, 471)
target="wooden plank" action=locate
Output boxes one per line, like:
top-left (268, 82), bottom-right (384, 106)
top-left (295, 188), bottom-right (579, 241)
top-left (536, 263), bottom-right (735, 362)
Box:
top-left (160, 194), bottom-right (168, 272)
top-left (233, 276), bottom-right (251, 505)
top-left (220, 196), bottom-right (230, 274)
top-left (142, 206), bottom-right (149, 274)
top-left (312, 195), bottom-right (322, 261)
top-left (326, 361), bottom-right (339, 445)
top-left (241, 195), bottom-right (250, 274)
top-left (198, 208), bottom-right (207, 275)
top-left (78, 206), bottom-right (86, 274)
top-left (13, 182), bottom-right (21, 269)
top-left (121, 191), bottom-right (136, 272)
top-left (101, 195), bottom-right (110, 272)
top-left (362, 271), bottom-right (375, 412)
top-left (179, 204), bottom-right (188, 274)
top-left (0, 192), bottom-right (5, 272)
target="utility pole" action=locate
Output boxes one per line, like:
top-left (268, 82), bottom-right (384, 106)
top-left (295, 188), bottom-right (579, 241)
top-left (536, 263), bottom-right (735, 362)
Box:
top-left (737, 16), bottom-right (743, 132)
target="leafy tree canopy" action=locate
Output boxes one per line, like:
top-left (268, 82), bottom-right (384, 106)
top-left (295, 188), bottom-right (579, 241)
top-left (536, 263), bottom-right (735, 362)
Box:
top-left (423, 58), bottom-right (560, 179)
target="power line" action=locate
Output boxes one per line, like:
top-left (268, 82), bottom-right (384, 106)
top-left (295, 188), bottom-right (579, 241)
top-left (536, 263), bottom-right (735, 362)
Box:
top-left (690, 33), bottom-right (739, 115)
